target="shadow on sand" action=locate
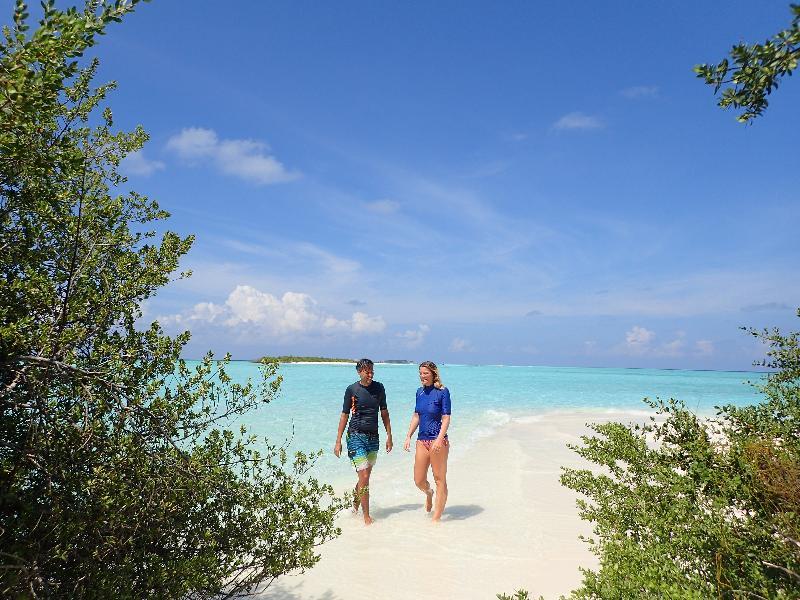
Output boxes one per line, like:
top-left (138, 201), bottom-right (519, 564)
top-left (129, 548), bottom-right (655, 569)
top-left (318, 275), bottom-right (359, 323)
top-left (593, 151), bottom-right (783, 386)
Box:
top-left (441, 504), bottom-right (484, 521)
top-left (369, 503), bottom-right (423, 519)
top-left (257, 583), bottom-right (340, 600)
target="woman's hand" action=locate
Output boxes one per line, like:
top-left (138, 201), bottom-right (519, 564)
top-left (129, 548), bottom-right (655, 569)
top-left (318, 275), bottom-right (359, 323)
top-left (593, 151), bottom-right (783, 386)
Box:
top-left (333, 440), bottom-right (342, 458)
top-left (431, 438), bottom-right (444, 452)
top-left (403, 436), bottom-right (411, 452)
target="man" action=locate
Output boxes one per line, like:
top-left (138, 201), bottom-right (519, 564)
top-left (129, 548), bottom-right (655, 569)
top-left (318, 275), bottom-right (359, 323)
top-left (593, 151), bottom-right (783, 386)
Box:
top-left (333, 358), bottom-right (393, 525)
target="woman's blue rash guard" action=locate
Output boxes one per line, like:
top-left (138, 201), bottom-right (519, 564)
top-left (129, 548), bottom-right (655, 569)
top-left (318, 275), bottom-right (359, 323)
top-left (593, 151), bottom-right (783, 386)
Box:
top-left (414, 385), bottom-right (451, 440)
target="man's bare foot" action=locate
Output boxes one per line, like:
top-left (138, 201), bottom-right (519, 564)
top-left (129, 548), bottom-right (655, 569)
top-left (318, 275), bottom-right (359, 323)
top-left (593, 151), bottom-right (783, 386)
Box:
top-left (425, 489), bottom-right (434, 513)
top-left (363, 515), bottom-right (374, 525)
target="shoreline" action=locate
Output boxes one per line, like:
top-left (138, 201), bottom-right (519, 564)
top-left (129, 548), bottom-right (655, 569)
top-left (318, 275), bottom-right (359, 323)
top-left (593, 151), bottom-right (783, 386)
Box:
top-left (258, 409), bottom-right (656, 600)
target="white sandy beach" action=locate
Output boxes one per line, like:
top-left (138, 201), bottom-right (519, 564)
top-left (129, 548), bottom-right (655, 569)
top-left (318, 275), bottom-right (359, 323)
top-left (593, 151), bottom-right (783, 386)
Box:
top-left (258, 410), bottom-right (649, 600)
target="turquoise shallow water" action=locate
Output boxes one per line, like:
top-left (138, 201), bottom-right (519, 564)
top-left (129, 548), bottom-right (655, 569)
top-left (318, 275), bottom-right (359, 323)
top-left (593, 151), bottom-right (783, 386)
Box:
top-left (203, 361), bottom-right (765, 484)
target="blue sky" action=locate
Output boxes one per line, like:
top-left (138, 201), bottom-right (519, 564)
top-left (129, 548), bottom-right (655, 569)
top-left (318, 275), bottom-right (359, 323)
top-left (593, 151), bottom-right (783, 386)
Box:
top-left (57, 1), bottom-right (800, 368)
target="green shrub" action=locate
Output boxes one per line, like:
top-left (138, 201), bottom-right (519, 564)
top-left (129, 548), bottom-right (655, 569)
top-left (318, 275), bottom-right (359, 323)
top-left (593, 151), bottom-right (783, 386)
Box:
top-left (0, 2), bottom-right (344, 597)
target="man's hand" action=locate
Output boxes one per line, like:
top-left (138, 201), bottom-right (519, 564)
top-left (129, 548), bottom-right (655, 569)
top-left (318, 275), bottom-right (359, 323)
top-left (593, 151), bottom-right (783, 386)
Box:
top-left (333, 440), bottom-right (342, 458)
top-left (385, 434), bottom-right (393, 453)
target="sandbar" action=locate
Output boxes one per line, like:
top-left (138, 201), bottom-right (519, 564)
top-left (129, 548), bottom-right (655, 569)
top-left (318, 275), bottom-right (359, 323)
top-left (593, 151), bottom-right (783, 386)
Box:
top-left (257, 410), bottom-right (653, 600)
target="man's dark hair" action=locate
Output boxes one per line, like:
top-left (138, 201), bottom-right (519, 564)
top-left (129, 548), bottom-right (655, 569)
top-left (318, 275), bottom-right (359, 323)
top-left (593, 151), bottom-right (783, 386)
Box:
top-left (356, 358), bottom-right (374, 372)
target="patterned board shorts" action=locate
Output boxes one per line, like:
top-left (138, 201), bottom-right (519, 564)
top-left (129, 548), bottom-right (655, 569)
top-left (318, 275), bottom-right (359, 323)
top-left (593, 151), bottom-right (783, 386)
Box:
top-left (347, 432), bottom-right (379, 471)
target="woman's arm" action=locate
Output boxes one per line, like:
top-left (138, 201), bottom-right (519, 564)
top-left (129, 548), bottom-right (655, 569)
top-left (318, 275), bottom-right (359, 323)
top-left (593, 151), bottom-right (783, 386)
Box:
top-left (403, 413), bottom-right (420, 451)
top-left (431, 415), bottom-right (451, 452)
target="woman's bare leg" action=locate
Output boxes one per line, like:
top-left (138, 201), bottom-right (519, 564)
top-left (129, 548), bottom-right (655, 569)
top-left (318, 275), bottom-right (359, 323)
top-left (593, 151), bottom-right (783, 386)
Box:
top-left (430, 443), bottom-right (449, 521)
top-left (413, 442), bottom-right (434, 512)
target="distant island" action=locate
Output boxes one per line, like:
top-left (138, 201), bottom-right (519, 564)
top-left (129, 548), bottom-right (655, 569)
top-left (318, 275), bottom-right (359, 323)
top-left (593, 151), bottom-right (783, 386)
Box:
top-left (253, 356), bottom-right (416, 364)
top-left (255, 356), bottom-right (355, 363)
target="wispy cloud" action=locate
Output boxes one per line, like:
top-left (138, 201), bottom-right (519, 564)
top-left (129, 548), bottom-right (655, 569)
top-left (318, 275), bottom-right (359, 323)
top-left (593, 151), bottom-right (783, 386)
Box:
top-left (525, 309), bottom-right (543, 317)
top-left (365, 199), bottom-right (400, 214)
top-left (166, 127), bottom-right (300, 185)
top-left (294, 242), bottom-right (360, 274)
top-left (449, 337), bottom-right (472, 352)
top-left (740, 302), bottom-right (792, 312)
top-left (620, 85), bottom-right (659, 99)
top-left (552, 112), bottom-right (604, 131)
top-left (222, 238), bottom-right (361, 276)
top-left (121, 150), bottom-right (165, 176)
top-left (504, 132), bottom-right (528, 142)
top-left (533, 269), bottom-right (800, 319)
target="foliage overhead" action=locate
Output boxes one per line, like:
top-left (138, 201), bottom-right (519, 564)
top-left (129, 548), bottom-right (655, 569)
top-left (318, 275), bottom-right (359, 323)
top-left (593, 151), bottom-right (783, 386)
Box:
top-left (0, 1), bottom-right (343, 597)
top-left (695, 3), bottom-right (800, 122)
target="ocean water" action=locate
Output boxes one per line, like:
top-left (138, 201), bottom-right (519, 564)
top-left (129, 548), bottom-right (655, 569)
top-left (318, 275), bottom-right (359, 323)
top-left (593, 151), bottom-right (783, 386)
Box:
top-left (205, 361), bottom-right (765, 485)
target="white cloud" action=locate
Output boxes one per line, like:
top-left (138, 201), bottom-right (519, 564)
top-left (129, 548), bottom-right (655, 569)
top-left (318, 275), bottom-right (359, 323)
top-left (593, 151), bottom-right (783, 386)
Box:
top-left (190, 301), bottom-right (226, 323)
top-left (622, 327), bottom-right (687, 358)
top-left (160, 285), bottom-right (384, 336)
top-left (449, 337), bottom-right (471, 352)
top-left (552, 112), bottom-right (604, 131)
top-left (121, 150), bottom-right (165, 176)
top-left (620, 85), bottom-right (659, 99)
top-left (166, 127), bottom-right (218, 159)
top-left (397, 324), bottom-right (430, 348)
top-left (365, 199), bottom-right (400, 214)
top-left (351, 311), bottom-right (386, 333)
top-left (166, 127), bottom-right (299, 185)
top-left (695, 340), bottom-right (714, 356)
top-left (626, 326), bottom-right (655, 350)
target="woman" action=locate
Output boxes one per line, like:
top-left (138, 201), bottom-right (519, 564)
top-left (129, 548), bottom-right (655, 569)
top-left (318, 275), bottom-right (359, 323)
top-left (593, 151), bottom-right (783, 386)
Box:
top-left (403, 361), bottom-right (451, 521)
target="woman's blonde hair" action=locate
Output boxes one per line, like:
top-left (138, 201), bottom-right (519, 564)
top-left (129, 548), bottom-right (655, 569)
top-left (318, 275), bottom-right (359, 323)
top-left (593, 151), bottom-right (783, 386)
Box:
top-left (419, 361), bottom-right (444, 389)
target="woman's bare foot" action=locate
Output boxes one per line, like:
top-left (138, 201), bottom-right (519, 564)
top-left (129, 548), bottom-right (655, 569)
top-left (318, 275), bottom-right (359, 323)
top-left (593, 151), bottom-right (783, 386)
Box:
top-left (363, 515), bottom-right (374, 525)
top-left (425, 489), bottom-right (434, 513)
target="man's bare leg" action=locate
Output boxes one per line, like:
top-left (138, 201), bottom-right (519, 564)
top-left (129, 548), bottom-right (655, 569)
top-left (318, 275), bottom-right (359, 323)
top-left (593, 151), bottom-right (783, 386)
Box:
top-left (357, 465), bottom-right (374, 525)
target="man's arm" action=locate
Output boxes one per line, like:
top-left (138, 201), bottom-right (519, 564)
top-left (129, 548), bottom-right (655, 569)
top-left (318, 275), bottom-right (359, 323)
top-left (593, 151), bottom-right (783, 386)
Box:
top-left (381, 408), bottom-right (393, 452)
top-left (333, 412), bottom-right (348, 458)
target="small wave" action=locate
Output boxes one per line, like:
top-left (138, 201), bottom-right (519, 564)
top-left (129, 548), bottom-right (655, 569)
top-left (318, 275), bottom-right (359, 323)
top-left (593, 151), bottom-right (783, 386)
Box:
top-left (484, 409), bottom-right (512, 426)
top-left (465, 409), bottom-right (512, 442)
top-left (600, 408), bottom-right (656, 417)
top-left (513, 414), bottom-right (544, 424)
